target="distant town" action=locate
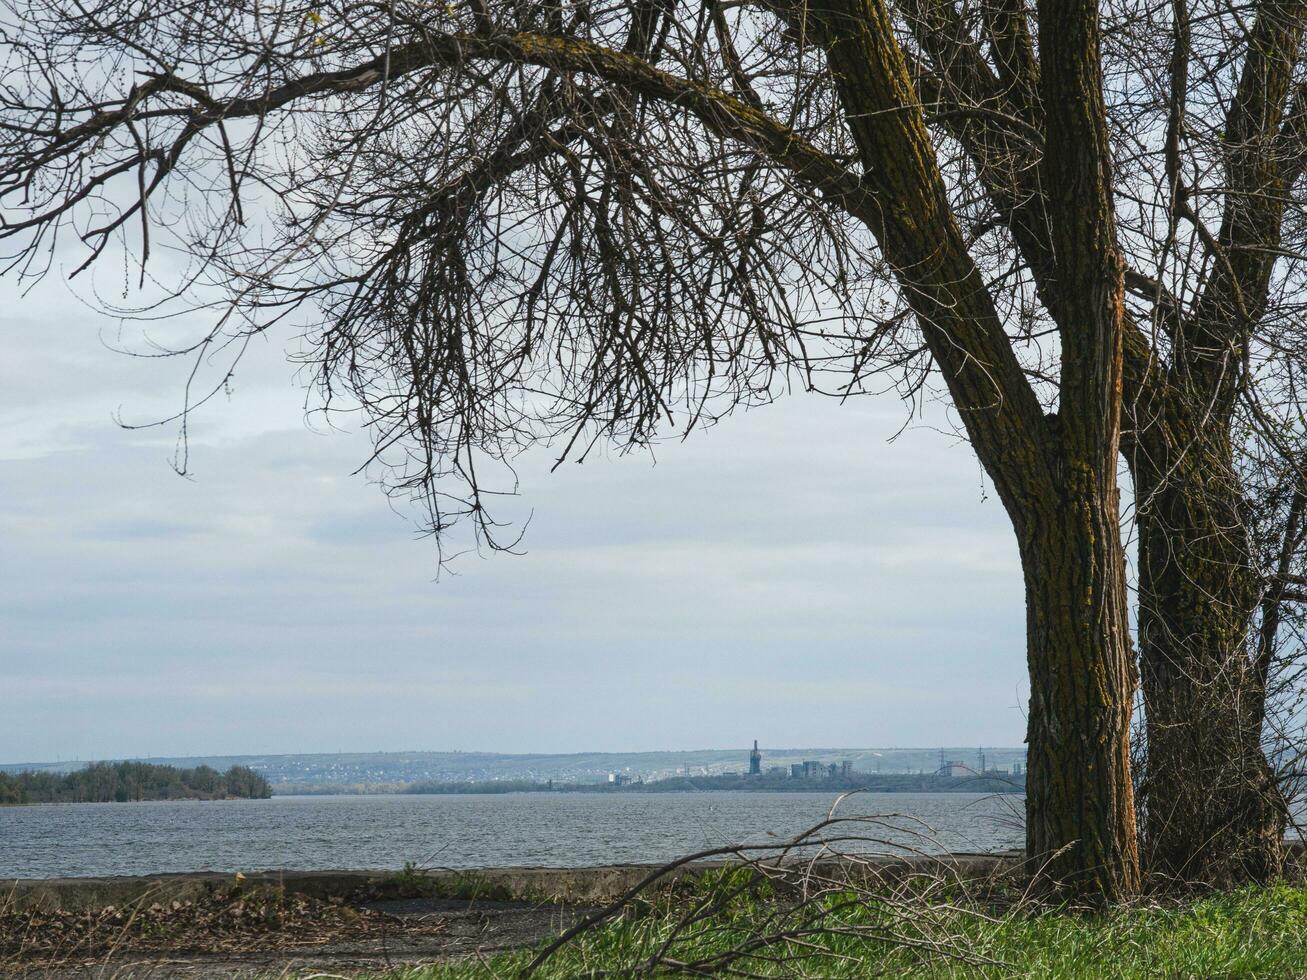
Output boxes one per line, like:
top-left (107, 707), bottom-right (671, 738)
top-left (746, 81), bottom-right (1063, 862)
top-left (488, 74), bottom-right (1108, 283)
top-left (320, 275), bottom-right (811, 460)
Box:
top-left (647, 741), bottom-right (1010, 778)
top-left (505, 741), bottom-right (1027, 795)
top-left (0, 745), bottom-right (1028, 795)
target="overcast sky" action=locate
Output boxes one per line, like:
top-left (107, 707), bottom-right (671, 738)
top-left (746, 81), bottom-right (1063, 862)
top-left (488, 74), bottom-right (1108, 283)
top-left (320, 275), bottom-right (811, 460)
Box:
top-left (0, 273), bottom-right (1029, 764)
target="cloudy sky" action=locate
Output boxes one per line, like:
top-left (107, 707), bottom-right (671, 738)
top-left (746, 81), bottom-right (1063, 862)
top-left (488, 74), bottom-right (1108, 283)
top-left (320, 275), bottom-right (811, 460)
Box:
top-left (0, 273), bottom-right (1029, 764)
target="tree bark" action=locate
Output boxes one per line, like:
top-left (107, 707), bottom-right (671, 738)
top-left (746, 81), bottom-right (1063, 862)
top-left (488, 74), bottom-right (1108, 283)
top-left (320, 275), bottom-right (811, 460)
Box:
top-left (1122, 0), bottom-right (1306, 888)
top-left (908, 0), bottom-right (1303, 890)
top-left (1018, 447), bottom-right (1141, 902)
top-left (1135, 447), bottom-right (1285, 886)
top-left (798, 0), bottom-right (1140, 898)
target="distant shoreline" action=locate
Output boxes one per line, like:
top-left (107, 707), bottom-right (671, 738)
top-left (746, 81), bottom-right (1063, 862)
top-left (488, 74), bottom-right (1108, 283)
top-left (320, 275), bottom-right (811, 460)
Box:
top-left (1, 747), bottom-right (1029, 788)
top-left (272, 773), bottom-right (1026, 796)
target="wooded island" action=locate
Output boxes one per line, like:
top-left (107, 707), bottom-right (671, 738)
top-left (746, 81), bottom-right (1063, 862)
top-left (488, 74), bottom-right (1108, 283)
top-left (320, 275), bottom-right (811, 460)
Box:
top-left (0, 761), bottom-right (271, 804)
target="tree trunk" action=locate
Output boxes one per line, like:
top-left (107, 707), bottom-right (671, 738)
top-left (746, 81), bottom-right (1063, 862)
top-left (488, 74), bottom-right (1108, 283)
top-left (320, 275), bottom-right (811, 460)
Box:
top-left (1017, 462), bottom-right (1140, 902)
top-left (805, 0), bottom-right (1141, 901)
top-left (1136, 473), bottom-right (1285, 887)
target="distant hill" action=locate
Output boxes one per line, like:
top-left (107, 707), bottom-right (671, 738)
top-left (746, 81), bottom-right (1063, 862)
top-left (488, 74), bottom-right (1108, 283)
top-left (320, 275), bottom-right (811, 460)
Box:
top-left (0, 748), bottom-right (1026, 788)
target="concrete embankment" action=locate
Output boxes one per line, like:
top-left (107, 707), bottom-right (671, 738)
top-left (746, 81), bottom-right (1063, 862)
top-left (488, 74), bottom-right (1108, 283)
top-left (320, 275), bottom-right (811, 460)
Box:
top-left (3, 852), bottom-right (1021, 913)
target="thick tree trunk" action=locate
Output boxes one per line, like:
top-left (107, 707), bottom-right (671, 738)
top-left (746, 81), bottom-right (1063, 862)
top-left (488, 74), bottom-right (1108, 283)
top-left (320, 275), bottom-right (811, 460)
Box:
top-left (807, 0), bottom-right (1141, 901)
top-left (1018, 467), bottom-right (1140, 902)
top-left (1136, 474), bottom-right (1285, 887)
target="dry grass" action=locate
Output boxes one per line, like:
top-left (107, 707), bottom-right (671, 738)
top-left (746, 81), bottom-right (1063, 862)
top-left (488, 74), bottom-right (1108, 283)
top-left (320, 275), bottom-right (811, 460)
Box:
top-left (0, 883), bottom-right (438, 971)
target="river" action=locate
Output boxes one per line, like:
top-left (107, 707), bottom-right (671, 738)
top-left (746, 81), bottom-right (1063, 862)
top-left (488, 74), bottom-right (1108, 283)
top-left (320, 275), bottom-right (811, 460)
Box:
top-left (0, 791), bottom-right (1024, 879)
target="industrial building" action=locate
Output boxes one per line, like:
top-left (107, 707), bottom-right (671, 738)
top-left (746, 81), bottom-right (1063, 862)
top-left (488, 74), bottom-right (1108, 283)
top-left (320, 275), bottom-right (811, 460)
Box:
top-left (746, 742), bottom-right (856, 780)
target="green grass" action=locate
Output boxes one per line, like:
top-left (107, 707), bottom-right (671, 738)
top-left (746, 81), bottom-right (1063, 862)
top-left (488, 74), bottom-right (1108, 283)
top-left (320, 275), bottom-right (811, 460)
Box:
top-left (376, 882), bottom-right (1307, 978)
top-left (376, 863), bottom-right (549, 903)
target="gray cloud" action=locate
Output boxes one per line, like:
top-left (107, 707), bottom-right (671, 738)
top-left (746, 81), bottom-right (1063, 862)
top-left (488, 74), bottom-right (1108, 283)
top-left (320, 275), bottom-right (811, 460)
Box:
top-left (0, 277), bottom-right (1028, 763)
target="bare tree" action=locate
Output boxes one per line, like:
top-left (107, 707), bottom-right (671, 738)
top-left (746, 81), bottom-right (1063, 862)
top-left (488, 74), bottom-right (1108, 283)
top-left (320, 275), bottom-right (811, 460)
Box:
top-left (887, 0), bottom-right (1307, 887)
top-left (3, 0), bottom-right (1200, 900)
top-left (1103, 0), bottom-right (1307, 887)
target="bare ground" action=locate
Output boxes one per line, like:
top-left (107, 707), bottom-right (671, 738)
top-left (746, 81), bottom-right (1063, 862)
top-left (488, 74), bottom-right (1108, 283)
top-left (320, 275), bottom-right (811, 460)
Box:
top-left (2, 890), bottom-right (591, 978)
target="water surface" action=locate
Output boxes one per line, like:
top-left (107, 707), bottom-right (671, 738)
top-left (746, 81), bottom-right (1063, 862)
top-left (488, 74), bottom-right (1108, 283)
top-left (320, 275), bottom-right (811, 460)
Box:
top-left (0, 791), bottom-right (1024, 879)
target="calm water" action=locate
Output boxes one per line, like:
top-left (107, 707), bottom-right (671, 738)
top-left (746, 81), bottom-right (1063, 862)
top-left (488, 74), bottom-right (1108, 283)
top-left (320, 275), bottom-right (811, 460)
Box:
top-left (0, 792), bottom-right (1024, 879)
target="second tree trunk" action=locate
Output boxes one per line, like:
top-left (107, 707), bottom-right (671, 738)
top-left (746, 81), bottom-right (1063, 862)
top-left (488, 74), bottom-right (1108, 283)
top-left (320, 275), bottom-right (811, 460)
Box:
top-left (1136, 476), bottom-right (1285, 887)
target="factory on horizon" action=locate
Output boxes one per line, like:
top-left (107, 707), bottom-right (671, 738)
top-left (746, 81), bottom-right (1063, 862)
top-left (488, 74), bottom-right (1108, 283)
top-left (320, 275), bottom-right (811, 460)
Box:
top-left (745, 741), bottom-right (854, 780)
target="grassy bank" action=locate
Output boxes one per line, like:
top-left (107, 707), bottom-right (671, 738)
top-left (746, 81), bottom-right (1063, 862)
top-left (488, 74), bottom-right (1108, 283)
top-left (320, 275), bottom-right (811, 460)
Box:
top-left (379, 882), bottom-right (1307, 978)
top-left (6, 862), bottom-right (1305, 976)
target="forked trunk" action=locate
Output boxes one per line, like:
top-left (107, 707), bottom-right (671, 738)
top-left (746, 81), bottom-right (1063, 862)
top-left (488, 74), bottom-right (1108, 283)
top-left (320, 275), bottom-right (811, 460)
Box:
top-left (1018, 477), bottom-right (1140, 902)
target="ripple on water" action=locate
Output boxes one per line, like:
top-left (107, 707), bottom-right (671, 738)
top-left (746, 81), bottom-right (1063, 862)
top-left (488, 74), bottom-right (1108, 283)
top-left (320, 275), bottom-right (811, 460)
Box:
top-left (0, 791), bottom-right (1025, 878)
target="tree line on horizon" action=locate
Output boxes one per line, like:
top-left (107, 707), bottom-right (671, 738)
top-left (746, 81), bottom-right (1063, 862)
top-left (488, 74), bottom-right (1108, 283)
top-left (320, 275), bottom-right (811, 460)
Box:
top-left (8, 0), bottom-right (1307, 901)
top-left (0, 762), bottom-right (272, 805)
